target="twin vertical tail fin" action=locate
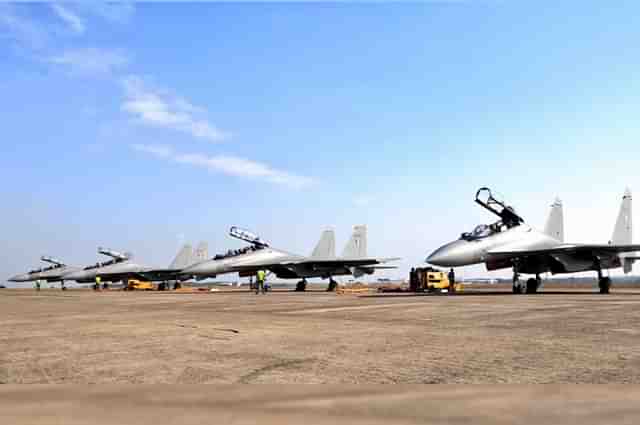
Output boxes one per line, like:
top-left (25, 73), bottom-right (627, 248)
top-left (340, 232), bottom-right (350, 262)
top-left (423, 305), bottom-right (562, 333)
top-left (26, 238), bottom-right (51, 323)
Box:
top-left (169, 244), bottom-right (194, 269)
top-left (194, 241), bottom-right (209, 263)
top-left (611, 189), bottom-right (632, 245)
top-left (544, 198), bottom-right (564, 242)
top-left (342, 225), bottom-right (367, 259)
top-left (169, 241), bottom-right (209, 269)
top-left (310, 229), bottom-right (335, 259)
top-left (610, 189), bottom-right (634, 273)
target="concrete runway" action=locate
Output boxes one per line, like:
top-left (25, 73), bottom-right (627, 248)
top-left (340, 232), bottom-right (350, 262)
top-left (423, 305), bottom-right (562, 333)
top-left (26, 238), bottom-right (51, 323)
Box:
top-left (2, 287), bottom-right (640, 423)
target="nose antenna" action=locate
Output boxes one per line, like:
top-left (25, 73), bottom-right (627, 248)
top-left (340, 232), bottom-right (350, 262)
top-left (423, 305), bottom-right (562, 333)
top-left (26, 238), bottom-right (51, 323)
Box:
top-left (475, 187), bottom-right (524, 228)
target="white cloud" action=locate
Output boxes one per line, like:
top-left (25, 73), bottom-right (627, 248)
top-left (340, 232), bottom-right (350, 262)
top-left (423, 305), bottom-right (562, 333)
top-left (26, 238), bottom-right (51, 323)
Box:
top-left (51, 4), bottom-right (85, 34)
top-left (122, 76), bottom-right (229, 142)
top-left (131, 143), bottom-right (172, 158)
top-left (132, 144), bottom-right (314, 189)
top-left (50, 48), bottom-right (129, 75)
top-left (80, 2), bottom-right (135, 24)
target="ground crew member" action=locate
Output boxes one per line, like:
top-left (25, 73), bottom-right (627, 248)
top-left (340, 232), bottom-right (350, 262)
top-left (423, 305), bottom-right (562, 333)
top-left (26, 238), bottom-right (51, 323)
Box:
top-left (256, 270), bottom-right (266, 294)
top-left (35, 280), bottom-right (41, 292)
top-left (448, 268), bottom-right (456, 293)
top-left (94, 276), bottom-right (101, 291)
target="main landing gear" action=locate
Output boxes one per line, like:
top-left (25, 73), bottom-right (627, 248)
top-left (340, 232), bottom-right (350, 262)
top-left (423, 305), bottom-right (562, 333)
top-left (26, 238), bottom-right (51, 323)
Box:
top-left (512, 263), bottom-right (541, 294)
top-left (596, 263), bottom-right (611, 294)
top-left (326, 277), bottom-right (338, 292)
top-left (296, 278), bottom-right (307, 292)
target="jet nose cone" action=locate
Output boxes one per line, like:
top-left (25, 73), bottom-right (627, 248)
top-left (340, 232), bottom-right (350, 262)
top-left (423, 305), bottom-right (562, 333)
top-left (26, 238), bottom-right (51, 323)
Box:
top-left (427, 240), bottom-right (475, 267)
top-left (426, 246), bottom-right (451, 266)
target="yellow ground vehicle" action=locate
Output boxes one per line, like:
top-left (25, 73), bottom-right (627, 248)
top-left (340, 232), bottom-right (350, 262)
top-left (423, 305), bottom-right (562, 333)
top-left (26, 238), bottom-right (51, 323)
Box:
top-left (123, 279), bottom-right (155, 291)
top-left (409, 267), bottom-right (453, 292)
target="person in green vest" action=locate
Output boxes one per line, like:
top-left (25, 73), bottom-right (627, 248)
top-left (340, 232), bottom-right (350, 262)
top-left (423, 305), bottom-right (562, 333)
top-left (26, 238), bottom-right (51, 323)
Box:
top-left (256, 270), bottom-right (266, 294)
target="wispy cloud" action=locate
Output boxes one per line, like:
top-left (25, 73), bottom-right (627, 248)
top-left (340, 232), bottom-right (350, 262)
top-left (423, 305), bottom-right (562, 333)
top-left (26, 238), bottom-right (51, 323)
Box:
top-left (354, 195), bottom-right (376, 207)
top-left (51, 3), bottom-right (85, 34)
top-left (80, 2), bottom-right (135, 25)
top-left (49, 48), bottom-right (129, 75)
top-left (0, 4), bottom-right (49, 50)
top-left (132, 144), bottom-right (314, 189)
top-left (122, 76), bottom-right (230, 142)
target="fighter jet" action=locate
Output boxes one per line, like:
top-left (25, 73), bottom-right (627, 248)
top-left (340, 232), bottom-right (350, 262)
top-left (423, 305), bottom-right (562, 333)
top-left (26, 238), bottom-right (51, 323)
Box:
top-left (181, 226), bottom-right (399, 291)
top-left (64, 242), bottom-right (207, 288)
top-left (8, 256), bottom-right (81, 289)
top-left (427, 187), bottom-right (640, 294)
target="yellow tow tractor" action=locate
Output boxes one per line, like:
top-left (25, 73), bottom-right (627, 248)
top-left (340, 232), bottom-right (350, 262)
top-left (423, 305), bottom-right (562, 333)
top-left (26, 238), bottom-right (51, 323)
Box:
top-left (123, 279), bottom-right (155, 291)
top-left (409, 267), bottom-right (462, 293)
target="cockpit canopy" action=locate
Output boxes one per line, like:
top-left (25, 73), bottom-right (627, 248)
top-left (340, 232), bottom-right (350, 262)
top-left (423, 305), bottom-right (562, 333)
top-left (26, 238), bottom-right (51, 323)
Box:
top-left (28, 263), bottom-right (64, 274)
top-left (82, 258), bottom-right (123, 271)
top-left (213, 245), bottom-right (263, 260)
top-left (460, 221), bottom-right (507, 241)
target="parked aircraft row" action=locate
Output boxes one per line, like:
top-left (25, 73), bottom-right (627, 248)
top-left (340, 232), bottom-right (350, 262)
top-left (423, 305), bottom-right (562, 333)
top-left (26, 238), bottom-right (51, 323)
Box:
top-left (9, 226), bottom-right (399, 291)
top-left (9, 188), bottom-right (639, 294)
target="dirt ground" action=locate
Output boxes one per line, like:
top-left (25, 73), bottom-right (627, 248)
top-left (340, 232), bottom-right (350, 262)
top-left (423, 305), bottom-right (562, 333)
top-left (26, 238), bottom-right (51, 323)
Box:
top-left (2, 286), bottom-right (640, 385)
top-left (3, 287), bottom-right (640, 424)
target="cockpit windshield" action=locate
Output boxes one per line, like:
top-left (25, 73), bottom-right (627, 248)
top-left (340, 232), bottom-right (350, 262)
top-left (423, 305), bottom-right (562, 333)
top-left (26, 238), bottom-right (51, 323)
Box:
top-left (460, 221), bottom-right (506, 241)
top-left (82, 258), bottom-right (123, 271)
top-left (28, 263), bottom-right (64, 274)
top-left (213, 245), bottom-right (263, 260)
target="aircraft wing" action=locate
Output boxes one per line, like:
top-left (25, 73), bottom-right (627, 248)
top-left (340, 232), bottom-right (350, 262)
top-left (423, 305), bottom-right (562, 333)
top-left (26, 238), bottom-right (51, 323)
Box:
top-left (290, 257), bottom-right (401, 267)
top-left (488, 244), bottom-right (640, 259)
top-left (230, 257), bottom-right (400, 277)
top-left (487, 244), bottom-right (640, 260)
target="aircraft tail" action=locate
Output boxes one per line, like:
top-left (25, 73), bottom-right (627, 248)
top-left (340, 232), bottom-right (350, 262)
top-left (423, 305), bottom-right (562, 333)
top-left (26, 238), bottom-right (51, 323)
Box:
top-left (194, 241), bottom-right (209, 263)
top-left (310, 229), bottom-right (335, 259)
top-left (169, 244), bottom-right (194, 269)
top-left (610, 189), bottom-right (634, 273)
top-left (342, 225), bottom-right (367, 259)
top-left (543, 198), bottom-right (564, 242)
top-left (611, 189), bottom-right (632, 245)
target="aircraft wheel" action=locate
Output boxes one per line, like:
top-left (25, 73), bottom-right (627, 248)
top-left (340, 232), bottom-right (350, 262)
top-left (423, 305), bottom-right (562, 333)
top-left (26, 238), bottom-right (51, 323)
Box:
top-left (599, 277), bottom-right (611, 294)
top-left (512, 283), bottom-right (523, 294)
top-left (326, 278), bottom-right (337, 292)
top-left (526, 278), bottom-right (538, 294)
top-left (174, 282), bottom-right (182, 290)
top-left (296, 280), bottom-right (307, 292)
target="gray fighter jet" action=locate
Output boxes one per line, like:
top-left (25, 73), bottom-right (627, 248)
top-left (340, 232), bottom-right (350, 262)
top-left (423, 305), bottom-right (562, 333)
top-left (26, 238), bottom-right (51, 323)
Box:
top-left (64, 242), bottom-right (207, 288)
top-left (427, 187), bottom-right (640, 294)
top-left (8, 256), bottom-right (81, 289)
top-left (181, 226), bottom-right (399, 291)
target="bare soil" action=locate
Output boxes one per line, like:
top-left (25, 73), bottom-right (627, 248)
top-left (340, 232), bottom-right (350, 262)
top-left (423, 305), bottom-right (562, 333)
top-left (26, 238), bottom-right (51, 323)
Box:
top-left (2, 286), bottom-right (640, 385)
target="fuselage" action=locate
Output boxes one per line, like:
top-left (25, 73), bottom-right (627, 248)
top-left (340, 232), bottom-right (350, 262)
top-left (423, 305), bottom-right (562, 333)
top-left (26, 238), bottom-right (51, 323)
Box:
top-left (427, 225), bottom-right (560, 268)
top-left (9, 265), bottom-right (80, 283)
top-left (182, 247), bottom-right (303, 278)
top-left (64, 260), bottom-right (146, 283)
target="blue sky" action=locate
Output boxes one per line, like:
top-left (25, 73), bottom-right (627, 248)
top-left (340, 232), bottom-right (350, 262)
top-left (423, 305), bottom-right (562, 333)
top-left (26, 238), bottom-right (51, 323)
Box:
top-left (2, 2), bottom-right (640, 283)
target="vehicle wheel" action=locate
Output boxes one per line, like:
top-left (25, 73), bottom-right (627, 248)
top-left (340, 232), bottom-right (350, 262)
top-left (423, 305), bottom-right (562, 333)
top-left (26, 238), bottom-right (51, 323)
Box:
top-left (526, 278), bottom-right (538, 294)
top-left (599, 277), bottom-right (611, 294)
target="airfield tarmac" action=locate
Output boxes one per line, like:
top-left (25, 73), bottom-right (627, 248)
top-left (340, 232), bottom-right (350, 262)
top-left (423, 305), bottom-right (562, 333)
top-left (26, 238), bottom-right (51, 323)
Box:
top-left (2, 286), bottom-right (640, 385)
top-left (3, 287), bottom-right (640, 424)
